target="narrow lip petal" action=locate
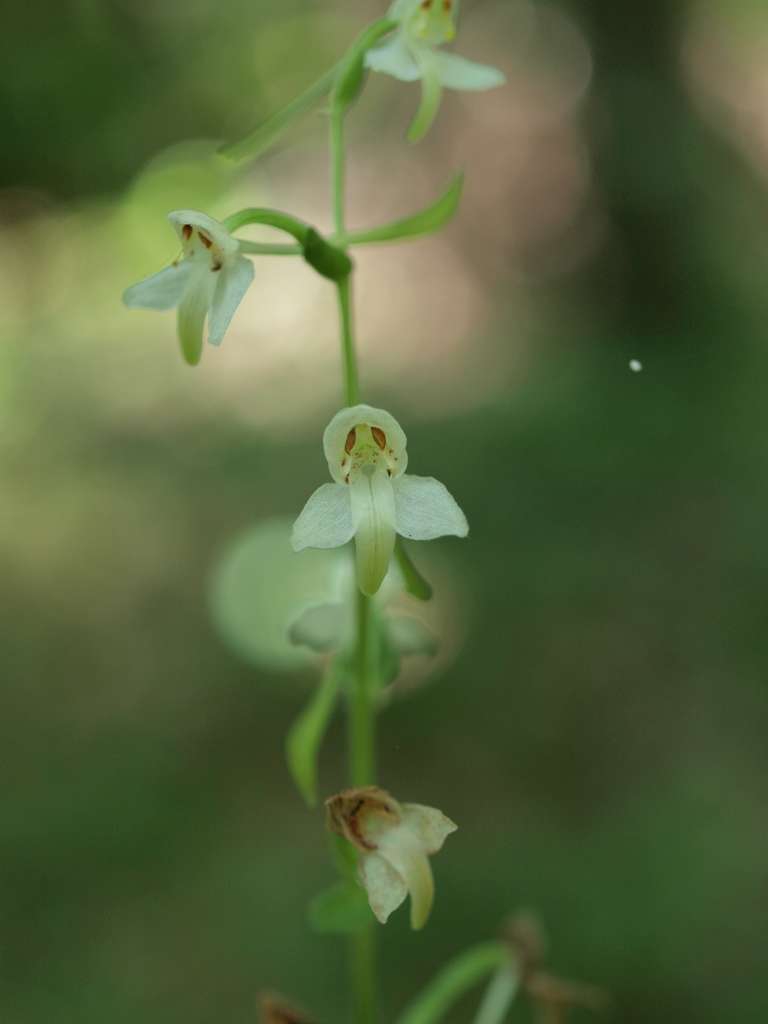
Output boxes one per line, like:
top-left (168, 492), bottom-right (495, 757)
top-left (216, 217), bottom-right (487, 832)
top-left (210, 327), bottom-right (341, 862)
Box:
top-left (167, 210), bottom-right (239, 257)
top-left (208, 255), bottom-right (254, 345)
top-left (393, 474), bottom-right (469, 541)
top-left (323, 404), bottom-right (408, 484)
top-left (292, 483), bottom-right (355, 552)
top-left (176, 270), bottom-right (213, 366)
top-left (377, 825), bottom-right (435, 930)
top-left (350, 469), bottom-right (397, 597)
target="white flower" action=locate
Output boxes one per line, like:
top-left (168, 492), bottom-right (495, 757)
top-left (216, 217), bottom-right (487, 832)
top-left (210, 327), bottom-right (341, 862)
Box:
top-left (326, 786), bottom-right (457, 930)
top-left (365, 0), bottom-right (505, 140)
top-left (123, 210), bottom-right (254, 366)
top-left (291, 404), bottom-right (468, 597)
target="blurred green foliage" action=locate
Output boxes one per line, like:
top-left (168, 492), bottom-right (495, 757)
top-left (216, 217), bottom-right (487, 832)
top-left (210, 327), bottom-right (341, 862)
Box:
top-left (2, 1), bottom-right (768, 1023)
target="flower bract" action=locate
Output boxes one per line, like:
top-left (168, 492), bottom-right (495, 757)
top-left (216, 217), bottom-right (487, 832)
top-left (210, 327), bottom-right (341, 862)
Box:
top-left (291, 404), bottom-right (468, 597)
top-left (326, 786), bottom-right (457, 929)
top-left (123, 210), bottom-right (254, 366)
top-left (365, 0), bottom-right (505, 141)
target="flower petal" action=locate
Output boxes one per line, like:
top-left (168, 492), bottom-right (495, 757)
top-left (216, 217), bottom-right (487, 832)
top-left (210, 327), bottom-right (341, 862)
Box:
top-left (433, 51), bottom-right (506, 91)
top-left (377, 826), bottom-right (435, 930)
top-left (350, 469), bottom-right (397, 597)
top-left (364, 34), bottom-right (421, 82)
top-left (323, 405), bottom-right (408, 484)
top-left (292, 483), bottom-right (355, 552)
top-left (176, 272), bottom-right (212, 366)
top-left (168, 209), bottom-right (239, 257)
top-left (122, 262), bottom-right (193, 311)
top-left (393, 475), bottom-right (469, 541)
top-left (359, 852), bottom-right (408, 925)
top-left (208, 255), bottom-right (254, 345)
top-left (388, 615), bottom-right (438, 658)
top-left (409, 47), bottom-right (443, 142)
top-left (288, 602), bottom-right (349, 653)
top-left (400, 804), bottom-right (458, 855)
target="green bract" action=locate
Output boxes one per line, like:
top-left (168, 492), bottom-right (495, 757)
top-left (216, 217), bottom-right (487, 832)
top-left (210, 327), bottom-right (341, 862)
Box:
top-left (365, 0), bottom-right (505, 141)
top-left (123, 210), bottom-right (254, 365)
top-left (292, 405), bottom-right (469, 597)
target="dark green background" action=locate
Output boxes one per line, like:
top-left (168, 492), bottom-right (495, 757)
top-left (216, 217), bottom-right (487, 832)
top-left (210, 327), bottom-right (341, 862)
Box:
top-left (2, 1), bottom-right (767, 1021)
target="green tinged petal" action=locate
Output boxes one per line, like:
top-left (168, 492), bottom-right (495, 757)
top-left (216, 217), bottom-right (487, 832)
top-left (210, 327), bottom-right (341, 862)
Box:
top-left (176, 273), bottom-right (210, 366)
top-left (285, 661), bottom-right (342, 806)
top-left (350, 469), bottom-right (397, 596)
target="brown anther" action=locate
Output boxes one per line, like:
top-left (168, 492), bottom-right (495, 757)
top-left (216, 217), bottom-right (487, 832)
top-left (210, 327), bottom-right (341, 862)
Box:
top-left (371, 426), bottom-right (387, 450)
top-left (345, 428), bottom-right (357, 454)
top-left (326, 786), bottom-right (400, 853)
top-left (198, 230), bottom-right (213, 249)
top-left (443, 0), bottom-right (452, 9)
top-left (182, 224), bottom-right (193, 241)
top-left (212, 261), bottom-right (223, 272)
top-left (421, 0), bottom-right (432, 8)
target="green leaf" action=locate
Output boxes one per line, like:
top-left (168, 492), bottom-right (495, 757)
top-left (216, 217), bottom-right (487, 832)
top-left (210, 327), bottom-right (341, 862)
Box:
top-left (308, 880), bottom-right (372, 934)
top-left (344, 174), bottom-right (464, 247)
top-left (285, 661), bottom-right (342, 806)
top-left (395, 539), bottom-right (434, 601)
top-left (396, 943), bottom-right (510, 1024)
top-left (219, 63), bottom-right (340, 164)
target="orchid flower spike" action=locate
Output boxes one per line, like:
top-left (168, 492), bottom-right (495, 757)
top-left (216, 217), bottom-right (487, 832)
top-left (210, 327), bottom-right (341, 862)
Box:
top-left (123, 210), bottom-right (254, 366)
top-left (292, 404), bottom-right (468, 597)
top-left (326, 786), bottom-right (457, 930)
top-left (365, 0), bottom-right (505, 141)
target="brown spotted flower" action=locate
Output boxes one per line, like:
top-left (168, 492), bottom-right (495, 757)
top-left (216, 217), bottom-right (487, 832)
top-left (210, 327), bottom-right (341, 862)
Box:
top-left (292, 405), bottom-right (468, 597)
top-left (326, 786), bottom-right (457, 930)
top-left (123, 210), bottom-right (254, 365)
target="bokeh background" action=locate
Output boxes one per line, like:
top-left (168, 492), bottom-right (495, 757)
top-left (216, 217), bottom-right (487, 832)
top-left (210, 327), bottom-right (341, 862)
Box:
top-left (3, 0), bottom-right (768, 1021)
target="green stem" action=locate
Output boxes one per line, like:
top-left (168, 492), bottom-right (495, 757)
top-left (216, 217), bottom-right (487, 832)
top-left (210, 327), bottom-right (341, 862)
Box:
top-left (337, 277), bottom-right (360, 407)
top-left (332, 91), bottom-right (376, 1024)
top-left (236, 240), bottom-right (302, 256)
top-left (331, 110), bottom-right (346, 238)
top-left (223, 207), bottom-right (312, 245)
top-left (349, 588), bottom-right (375, 786)
top-left (347, 587), bottom-right (376, 1024)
